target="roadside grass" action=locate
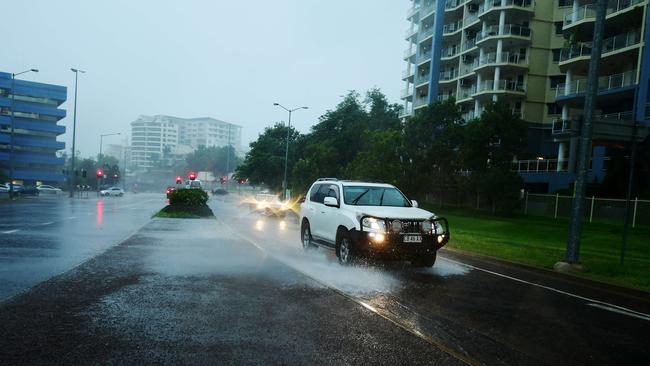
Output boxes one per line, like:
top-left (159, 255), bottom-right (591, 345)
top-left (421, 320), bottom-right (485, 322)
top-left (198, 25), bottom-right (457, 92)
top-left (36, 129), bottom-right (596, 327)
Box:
top-left (154, 204), bottom-right (214, 219)
top-left (423, 204), bottom-right (650, 292)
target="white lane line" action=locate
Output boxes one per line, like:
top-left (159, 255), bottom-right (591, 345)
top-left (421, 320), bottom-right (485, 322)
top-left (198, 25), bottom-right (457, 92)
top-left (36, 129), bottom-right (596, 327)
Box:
top-left (38, 222), bottom-right (54, 226)
top-left (1, 229), bottom-right (20, 234)
top-left (68, 216), bottom-right (77, 219)
top-left (441, 257), bottom-right (650, 321)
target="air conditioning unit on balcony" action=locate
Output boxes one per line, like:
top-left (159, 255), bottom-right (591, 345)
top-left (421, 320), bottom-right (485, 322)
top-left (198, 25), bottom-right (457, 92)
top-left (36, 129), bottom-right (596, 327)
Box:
top-left (468, 4), bottom-right (479, 12)
top-left (462, 55), bottom-right (474, 63)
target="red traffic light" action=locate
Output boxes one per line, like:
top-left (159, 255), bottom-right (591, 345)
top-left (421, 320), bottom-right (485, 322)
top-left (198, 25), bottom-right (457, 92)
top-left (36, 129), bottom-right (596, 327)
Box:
top-left (96, 169), bottom-right (104, 178)
top-left (175, 176), bottom-right (182, 184)
top-left (189, 173), bottom-right (196, 181)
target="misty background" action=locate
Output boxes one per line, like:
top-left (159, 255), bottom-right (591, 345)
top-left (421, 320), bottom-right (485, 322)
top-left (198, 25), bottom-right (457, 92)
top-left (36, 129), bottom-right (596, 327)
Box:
top-left (0, 0), bottom-right (406, 157)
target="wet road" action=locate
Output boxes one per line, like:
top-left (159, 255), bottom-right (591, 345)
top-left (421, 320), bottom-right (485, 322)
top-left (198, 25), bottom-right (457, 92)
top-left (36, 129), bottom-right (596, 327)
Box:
top-left (0, 194), bottom-right (648, 365)
top-left (0, 193), bottom-right (164, 300)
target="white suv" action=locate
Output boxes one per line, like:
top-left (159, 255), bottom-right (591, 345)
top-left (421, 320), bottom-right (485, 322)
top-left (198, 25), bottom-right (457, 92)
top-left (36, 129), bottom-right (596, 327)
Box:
top-left (299, 178), bottom-right (449, 267)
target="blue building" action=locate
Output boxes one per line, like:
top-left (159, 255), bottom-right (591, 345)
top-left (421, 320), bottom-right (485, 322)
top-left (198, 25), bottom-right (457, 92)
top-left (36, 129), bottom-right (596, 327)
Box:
top-left (0, 72), bottom-right (67, 185)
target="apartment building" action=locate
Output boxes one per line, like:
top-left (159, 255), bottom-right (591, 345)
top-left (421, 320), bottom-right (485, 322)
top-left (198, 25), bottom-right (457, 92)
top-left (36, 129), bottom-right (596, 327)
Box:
top-left (130, 115), bottom-right (241, 170)
top-left (0, 72), bottom-right (67, 185)
top-left (401, 0), bottom-right (650, 192)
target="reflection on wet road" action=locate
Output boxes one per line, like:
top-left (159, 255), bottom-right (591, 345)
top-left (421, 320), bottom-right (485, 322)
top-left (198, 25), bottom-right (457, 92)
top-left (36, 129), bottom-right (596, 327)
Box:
top-left (0, 193), bottom-right (164, 300)
top-left (210, 195), bottom-right (650, 365)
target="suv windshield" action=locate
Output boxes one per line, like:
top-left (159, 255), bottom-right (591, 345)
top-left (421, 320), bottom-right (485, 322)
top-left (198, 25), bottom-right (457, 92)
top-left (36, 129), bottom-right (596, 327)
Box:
top-left (343, 186), bottom-right (411, 207)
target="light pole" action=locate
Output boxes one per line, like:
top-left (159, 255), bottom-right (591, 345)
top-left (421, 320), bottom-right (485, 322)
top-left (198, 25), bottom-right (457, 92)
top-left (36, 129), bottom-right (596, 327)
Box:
top-left (99, 132), bottom-right (121, 163)
top-left (273, 103), bottom-right (308, 200)
top-left (9, 68), bottom-right (39, 198)
top-left (69, 68), bottom-right (85, 197)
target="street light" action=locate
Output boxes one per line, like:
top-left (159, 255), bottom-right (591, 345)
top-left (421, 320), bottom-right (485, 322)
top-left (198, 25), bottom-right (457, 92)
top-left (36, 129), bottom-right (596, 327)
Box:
top-left (69, 68), bottom-right (85, 198)
top-left (99, 132), bottom-right (121, 163)
top-left (9, 68), bottom-right (39, 198)
top-left (273, 103), bottom-right (308, 200)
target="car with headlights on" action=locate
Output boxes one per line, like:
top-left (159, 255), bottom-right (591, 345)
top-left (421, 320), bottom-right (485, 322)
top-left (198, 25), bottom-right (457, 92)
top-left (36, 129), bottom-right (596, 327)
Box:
top-left (100, 187), bottom-right (125, 197)
top-left (250, 193), bottom-right (290, 217)
top-left (37, 185), bottom-right (63, 195)
top-left (299, 178), bottom-right (449, 267)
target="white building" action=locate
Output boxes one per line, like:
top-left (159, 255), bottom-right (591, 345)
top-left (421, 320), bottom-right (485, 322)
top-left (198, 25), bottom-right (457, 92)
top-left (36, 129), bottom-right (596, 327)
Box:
top-left (130, 115), bottom-right (241, 170)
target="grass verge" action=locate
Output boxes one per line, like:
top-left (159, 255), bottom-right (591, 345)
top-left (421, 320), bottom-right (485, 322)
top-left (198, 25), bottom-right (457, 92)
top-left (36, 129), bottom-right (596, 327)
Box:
top-left (154, 204), bottom-right (214, 219)
top-left (423, 204), bottom-right (650, 292)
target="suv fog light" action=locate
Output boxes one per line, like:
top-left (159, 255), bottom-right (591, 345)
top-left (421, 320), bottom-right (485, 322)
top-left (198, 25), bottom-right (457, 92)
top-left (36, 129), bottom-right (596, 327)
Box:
top-left (369, 232), bottom-right (385, 243)
top-left (437, 235), bottom-right (445, 244)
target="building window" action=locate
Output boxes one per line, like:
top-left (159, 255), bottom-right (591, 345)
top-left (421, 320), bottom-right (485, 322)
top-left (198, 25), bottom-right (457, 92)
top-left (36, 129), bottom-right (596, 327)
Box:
top-left (547, 103), bottom-right (561, 115)
top-left (549, 75), bottom-right (564, 89)
top-left (555, 22), bottom-right (563, 35)
top-left (558, 0), bottom-right (573, 7)
top-left (552, 49), bottom-right (561, 63)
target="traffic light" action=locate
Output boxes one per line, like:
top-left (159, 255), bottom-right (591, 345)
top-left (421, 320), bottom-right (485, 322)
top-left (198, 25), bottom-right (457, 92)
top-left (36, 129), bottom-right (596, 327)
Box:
top-left (96, 169), bottom-right (104, 178)
top-left (176, 176), bottom-right (182, 184)
top-left (189, 173), bottom-right (196, 181)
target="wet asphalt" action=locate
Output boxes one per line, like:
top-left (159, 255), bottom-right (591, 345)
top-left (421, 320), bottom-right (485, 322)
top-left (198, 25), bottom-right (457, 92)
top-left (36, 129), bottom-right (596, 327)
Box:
top-left (0, 193), bottom-right (164, 300)
top-left (0, 193), bottom-right (648, 365)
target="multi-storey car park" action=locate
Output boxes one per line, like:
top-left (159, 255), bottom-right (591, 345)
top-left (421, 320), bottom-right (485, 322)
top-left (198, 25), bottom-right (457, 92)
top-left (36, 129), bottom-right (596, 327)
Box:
top-left (0, 72), bottom-right (67, 186)
top-left (401, 0), bottom-right (650, 192)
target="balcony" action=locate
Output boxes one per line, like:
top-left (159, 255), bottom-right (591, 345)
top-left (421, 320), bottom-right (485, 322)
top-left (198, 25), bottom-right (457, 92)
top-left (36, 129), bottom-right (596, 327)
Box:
top-left (415, 74), bottom-right (431, 86)
top-left (407, 4), bottom-right (421, 19)
top-left (437, 94), bottom-right (455, 102)
top-left (476, 24), bottom-right (532, 48)
top-left (478, 51), bottom-right (528, 69)
top-left (402, 68), bottom-right (415, 80)
top-left (405, 26), bottom-right (419, 40)
top-left (443, 20), bottom-right (463, 35)
top-left (441, 46), bottom-right (460, 60)
top-left (461, 110), bottom-right (476, 121)
top-left (420, 2), bottom-right (436, 20)
top-left (555, 70), bottom-right (637, 99)
top-left (475, 80), bottom-right (526, 97)
top-left (439, 69), bottom-right (459, 82)
top-left (401, 88), bottom-right (414, 99)
top-left (414, 97), bottom-right (430, 108)
top-left (553, 112), bottom-right (649, 142)
top-left (419, 26), bottom-right (434, 42)
top-left (480, 0), bottom-right (534, 20)
top-left (564, 0), bottom-right (646, 31)
top-left (513, 159), bottom-right (562, 173)
top-left (416, 53), bottom-right (432, 65)
top-left (559, 30), bottom-right (641, 69)
top-left (459, 60), bottom-right (479, 77)
top-left (457, 86), bottom-right (477, 101)
top-left (445, 0), bottom-right (466, 11)
top-left (463, 12), bottom-right (480, 28)
top-left (462, 38), bottom-right (477, 53)
top-left (403, 48), bottom-right (416, 60)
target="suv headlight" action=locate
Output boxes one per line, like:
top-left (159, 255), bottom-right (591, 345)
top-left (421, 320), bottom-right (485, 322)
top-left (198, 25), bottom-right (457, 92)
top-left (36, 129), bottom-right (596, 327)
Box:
top-left (362, 217), bottom-right (386, 233)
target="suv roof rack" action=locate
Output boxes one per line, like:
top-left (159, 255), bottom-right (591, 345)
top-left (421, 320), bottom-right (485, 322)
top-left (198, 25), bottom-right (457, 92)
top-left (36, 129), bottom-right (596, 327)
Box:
top-left (316, 178), bottom-right (338, 181)
top-left (339, 179), bottom-right (388, 184)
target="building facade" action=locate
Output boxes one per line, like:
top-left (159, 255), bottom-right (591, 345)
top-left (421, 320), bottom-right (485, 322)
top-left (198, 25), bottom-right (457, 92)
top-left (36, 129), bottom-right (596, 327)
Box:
top-left (402, 0), bottom-right (650, 192)
top-left (130, 115), bottom-right (241, 170)
top-left (0, 72), bottom-right (67, 185)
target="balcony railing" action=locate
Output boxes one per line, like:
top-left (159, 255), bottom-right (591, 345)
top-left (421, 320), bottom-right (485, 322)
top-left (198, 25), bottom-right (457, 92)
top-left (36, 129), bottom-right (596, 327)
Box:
top-left (401, 88), bottom-right (413, 98)
top-left (445, 0), bottom-right (466, 10)
top-left (460, 60), bottom-right (479, 76)
top-left (479, 51), bottom-right (528, 66)
top-left (564, 0), bottom-right (645, 27)
top-left (464, 12), bottom-right (480, 25)
top-left (420, 26), bottom-right (434, 40)
top-left (440, 69), bottom-right (459, 81)
top-left (458, 86), bottom-right (477, 100)
top-left (402, 68), bottom-right (415, 79)
top-left (437, 94), bottom-right (455, 102)
top-left (461, 111), bottom-right (476, 121)
top-left (560, 31), bottom-right (641, 62)
top-left (483, 0), bottom-right (533, 14)
top-left (476, 80), bottom-right (526, 93)
top-left (416, 74), bottom-right (431, 85)
top-left (403, 48), bottom-right (416, 59)
top-left (556, 70), bottom-right (637, 97)
top-left (476, 24), bottom-right (532, 42)
top-left (462, 38), bottom-right (477, 51)
top-left (513, 159), bottom-right (562, 173)
top-left (416, 52), bottom-right (432, 64)
top-left (407, 5), bottom-right (421, 18)
top-left (441, 46), bottom-right (459, 58)
top-left (443, 20), bottom-right (464, 34)
top-left (414, 97), bottom-right (430, 108)
top-left (420, 2), bottom-right (436, 18)
top-left (405, 27), bottom-right (419, 39)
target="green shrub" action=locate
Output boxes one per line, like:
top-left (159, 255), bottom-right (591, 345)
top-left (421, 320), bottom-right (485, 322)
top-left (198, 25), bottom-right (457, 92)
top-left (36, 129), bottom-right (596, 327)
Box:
top-left (168, 189), bottom-right (208, 206)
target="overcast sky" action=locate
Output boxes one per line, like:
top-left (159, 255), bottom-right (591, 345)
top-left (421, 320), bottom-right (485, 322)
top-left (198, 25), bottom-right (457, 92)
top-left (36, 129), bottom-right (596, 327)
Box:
top-left (1, 0), bottom-right (407, 158)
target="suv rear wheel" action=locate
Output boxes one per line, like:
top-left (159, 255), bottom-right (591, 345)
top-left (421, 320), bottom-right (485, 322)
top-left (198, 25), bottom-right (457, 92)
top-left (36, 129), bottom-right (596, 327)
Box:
top-left (337, 230), bottom-right (356, 265)
top-left (301, 221), bottom-right (315, 250)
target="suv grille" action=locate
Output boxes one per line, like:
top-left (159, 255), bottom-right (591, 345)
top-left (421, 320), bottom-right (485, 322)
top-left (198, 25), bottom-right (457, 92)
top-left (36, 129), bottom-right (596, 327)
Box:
top-left (399, 220), bottom-right (422, 233)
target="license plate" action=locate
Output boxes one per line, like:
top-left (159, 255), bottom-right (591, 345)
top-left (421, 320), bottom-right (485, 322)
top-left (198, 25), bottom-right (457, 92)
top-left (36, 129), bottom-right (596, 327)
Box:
top-left (403, 235), bottom-right (422, 243)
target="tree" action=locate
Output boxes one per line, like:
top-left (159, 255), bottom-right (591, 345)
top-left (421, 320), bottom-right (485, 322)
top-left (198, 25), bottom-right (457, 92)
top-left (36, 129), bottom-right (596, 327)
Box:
top-left (186, 145), bottom-right (242, 178)
top-left (345, 129), bottom-right (403, 185)
top-left (236, 123), bottom-right (302, 191)
top-left (365, 88), bottom-right (402, 131)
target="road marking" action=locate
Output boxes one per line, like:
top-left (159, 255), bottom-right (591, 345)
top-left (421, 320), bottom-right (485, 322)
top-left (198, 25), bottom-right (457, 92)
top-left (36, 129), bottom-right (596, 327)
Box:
top-left (38, 222), bottom-right (54, 226)
top-left (218, 217), bottom-right (479, 366)
top-left (441, 257), bottom-right (650, 322)
top-left (1, 229), bottom-right (20, 234)
top-left (587, 303), bottom-right (650, 321)
top-left (68, 216), bottom-right (77, 219)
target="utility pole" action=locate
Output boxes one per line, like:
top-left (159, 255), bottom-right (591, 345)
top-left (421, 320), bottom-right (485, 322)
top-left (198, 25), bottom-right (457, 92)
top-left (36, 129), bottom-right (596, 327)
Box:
top-left (69, 68), bottom-right (85, 198)
top-left (564, 0), bottom-right (607, 264)
top-left (225, 123), bottom-right (231, 191)
top-left (273, 103), bottom-right (308, 200)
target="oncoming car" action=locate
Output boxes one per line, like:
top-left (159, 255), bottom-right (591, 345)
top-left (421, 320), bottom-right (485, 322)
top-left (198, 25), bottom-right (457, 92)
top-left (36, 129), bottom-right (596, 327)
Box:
top-left (249, 193), bottom-right (290, 217)
top-left (100, 187), bottom-right (125, 197)
top-left (299, 178), bottom-right (449, 267)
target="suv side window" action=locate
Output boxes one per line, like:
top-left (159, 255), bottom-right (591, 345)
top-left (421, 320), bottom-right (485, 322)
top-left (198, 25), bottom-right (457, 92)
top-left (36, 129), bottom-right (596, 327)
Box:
top-left (325, 184), bottom-right (339, 200)
top-left (309, 184), bottom-right (325, 203)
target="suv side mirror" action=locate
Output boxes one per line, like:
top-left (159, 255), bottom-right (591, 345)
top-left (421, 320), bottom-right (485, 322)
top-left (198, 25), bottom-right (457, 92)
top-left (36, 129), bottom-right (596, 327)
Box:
top-left (411, 200), bottom-right (418, 208)
top-left (323, 197), bottom-right (338, 207)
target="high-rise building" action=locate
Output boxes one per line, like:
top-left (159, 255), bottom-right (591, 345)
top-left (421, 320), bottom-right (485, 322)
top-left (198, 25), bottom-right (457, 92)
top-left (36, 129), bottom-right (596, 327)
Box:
top-left (0, 72), bottom-right (67, 185)
top-left (130, 115), bottom-right (241, 170)
top-left (401, 0), bottom-right (650, 192)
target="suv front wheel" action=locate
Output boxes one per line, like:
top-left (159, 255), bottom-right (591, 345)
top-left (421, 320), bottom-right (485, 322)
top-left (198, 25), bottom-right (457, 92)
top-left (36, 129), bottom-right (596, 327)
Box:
top-left (337, 230), bottom-right (356, 265)
top-left (301, 221), bottom-right (315, 251)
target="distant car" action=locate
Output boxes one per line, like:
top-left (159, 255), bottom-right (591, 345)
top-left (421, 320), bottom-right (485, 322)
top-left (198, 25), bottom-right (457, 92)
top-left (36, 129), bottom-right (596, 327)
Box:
top-left (185, 180), bottom-right (202, 189)
top-left (100, 187), bottom-right (125, 197)
top-left (251, 193), bottom-right (290, 217)
top-left (17, 186), bottom-right (40, 196)
top-left (3, 183), bottom-right (23, 191)
top-left (211, 188), bottom-right (228, 195)
top-left (37, 185), bottom-right (63, 195)
top-left (166, 186), bottom-right (176, 198)
top-left (0, 184), bottom-right (8, 193)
